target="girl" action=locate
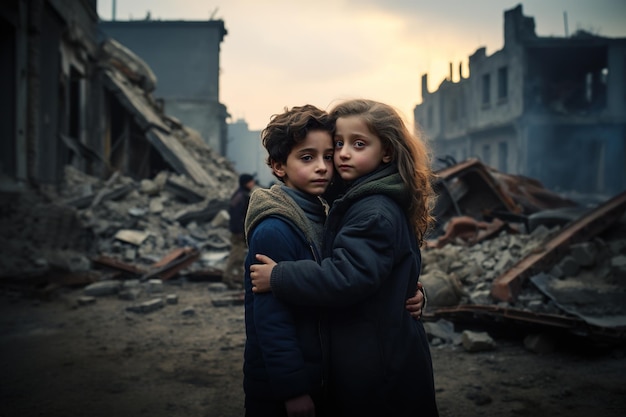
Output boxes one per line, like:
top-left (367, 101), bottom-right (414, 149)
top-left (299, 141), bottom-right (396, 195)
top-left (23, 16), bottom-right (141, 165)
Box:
top-left (250, 99), bottom-right (439, 416)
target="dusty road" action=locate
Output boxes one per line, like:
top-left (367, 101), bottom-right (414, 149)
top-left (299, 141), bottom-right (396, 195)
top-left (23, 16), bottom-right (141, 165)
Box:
top-left (1, 280), bottom-right (625, 417)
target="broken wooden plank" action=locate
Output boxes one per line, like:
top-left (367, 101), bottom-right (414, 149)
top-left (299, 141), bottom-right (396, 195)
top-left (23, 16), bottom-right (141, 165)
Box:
top-left (140, 247), bottom-right (200, 282)
top-left (91, 255), bottom-right (147, 275)
top-left (425, 304), bottom-right (626, 341)
top-left (491, 190), bottom-right (626, 302)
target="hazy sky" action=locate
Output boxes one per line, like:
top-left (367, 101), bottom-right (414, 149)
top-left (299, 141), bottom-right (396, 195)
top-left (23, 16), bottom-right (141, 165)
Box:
top-left (97, 0), bottom-right (626, 131)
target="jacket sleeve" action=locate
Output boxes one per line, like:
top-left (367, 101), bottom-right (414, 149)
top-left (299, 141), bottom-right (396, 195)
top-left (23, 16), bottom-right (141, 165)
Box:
top-left (270, 201), bottom-right (398, 307)
top-left (247, 219), bottom-right (311, 400)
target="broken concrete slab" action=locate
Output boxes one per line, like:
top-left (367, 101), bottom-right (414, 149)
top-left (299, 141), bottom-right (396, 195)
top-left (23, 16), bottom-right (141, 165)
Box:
top-left (530, 272), bottom-right (626, 328)
top-left (114, 230), bottom-right (150, 246)
top-left (126, 298), bottom-right (165, 314)
top-left (461, 330), bottom-right (496, 352)
top-left (83, 280), bottom-right (122, 296)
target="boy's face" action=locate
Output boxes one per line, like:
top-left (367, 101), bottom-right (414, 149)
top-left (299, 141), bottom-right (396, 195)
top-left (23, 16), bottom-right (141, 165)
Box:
top-left (334, 116), bottom-right (391, 182)
top-left (272, 130), bottom-right (334, 196)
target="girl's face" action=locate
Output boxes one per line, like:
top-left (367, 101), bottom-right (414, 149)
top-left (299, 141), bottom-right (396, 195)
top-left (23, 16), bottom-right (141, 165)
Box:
top-left (333, 116), bottom-right (391, 182)
top-left (271, 130), bottom-right (334, 196)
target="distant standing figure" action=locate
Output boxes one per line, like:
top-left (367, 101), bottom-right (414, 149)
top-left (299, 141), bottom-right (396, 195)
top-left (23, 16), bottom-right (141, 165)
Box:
top-left (223, 173), bottom-right (256, 289)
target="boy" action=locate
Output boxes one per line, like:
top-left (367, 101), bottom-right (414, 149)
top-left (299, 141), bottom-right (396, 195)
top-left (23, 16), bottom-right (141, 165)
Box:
top-left (243, 104), bottom-right (334, 416)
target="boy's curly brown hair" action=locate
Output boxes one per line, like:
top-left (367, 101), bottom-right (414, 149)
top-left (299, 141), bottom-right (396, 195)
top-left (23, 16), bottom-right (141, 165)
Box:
top-left (261, 105), bottom-right (334, 183)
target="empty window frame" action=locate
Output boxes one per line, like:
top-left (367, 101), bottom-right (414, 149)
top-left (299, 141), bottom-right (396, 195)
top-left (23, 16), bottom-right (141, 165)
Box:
top-left (482, 73), bottom-right (491, 105)
top-left (497, 66), bottom-right (508, 100)
top-left (498, 141), bottom-right (508, 172)
top-left (482, 144), bottom-right (491, 165)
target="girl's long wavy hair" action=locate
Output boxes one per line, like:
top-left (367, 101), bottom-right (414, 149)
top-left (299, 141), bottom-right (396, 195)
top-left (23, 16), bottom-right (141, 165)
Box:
top-left (329, 99), bottom-right (435, 243)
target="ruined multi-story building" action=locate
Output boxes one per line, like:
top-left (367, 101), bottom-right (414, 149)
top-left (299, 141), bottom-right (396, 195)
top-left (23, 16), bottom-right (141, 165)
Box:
top-left (414, 4), bottom-right (626, 197)
top-left (1, 0), bottom-right (230, 192)
top-left (100, 18), bottom-right (229, 155)
top-left (1, 0), bottom-right (102, 189)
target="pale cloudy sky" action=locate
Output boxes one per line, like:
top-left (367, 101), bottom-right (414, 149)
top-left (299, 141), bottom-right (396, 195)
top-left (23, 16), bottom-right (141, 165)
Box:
top-left (97, 0), bottom-right (626, 131)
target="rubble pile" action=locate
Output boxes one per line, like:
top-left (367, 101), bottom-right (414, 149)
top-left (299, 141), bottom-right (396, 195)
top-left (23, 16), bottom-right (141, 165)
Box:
top-left (1, 146), bottom-right (624, 341)
top-left (422, 215), bottom-right (626, 329)
top-left (0, 164), bottom-right (238, 281)
top-left (61, 166), bottom-right (236, 266)
top-left (0, 186), bottom-right (93, 278)
top-left (422, 225), bottom-right (562, 310)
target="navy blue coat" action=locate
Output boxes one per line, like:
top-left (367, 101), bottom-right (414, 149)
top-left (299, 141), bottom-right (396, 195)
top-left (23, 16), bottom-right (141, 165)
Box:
top-left (243, 186), bottom-right (326, 413)
top-left (270, 167), bottom-right (439, 416)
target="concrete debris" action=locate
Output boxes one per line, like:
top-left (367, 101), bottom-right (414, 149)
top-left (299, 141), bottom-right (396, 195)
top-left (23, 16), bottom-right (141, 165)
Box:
top-left (0, 164), bottom-right (237, 283)
top-left (2, 151), bottom-right (625, 346)
top-left (77, 296), bottom-right (97, 306)
top-left (423, 319), bottom-right (461, 346)
top-left (126, 298), bottom-right (165, 314)
top-left (83, 280), bottom-right (122, 297)
top-left (461, 330), bottom-right (496, 352)
top-left (422, 159), bottom-right (626, 343)
top-left (181, 306), bottom-right (196, 316)
top-left (422, 225), bottom-right (563, 312)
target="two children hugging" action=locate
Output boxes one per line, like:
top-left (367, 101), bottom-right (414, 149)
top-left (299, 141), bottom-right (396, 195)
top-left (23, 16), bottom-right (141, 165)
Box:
top-left (244, 100), bottom-right (438, 417)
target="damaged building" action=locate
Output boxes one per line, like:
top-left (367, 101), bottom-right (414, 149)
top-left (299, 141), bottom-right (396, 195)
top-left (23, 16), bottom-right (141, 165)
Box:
top-left (414, 4), bottom-right (626, 198)
top-left (99, 17), bottom-right (229, 155)
top-left (0, 0), bottom-right (235, 191)
top-left (0, 1), bottom-right (238, 281)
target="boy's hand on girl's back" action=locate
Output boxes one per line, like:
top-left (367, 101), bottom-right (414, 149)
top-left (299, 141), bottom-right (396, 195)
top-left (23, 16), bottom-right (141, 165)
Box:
top-left (405, 281), bottom-right (425, 320)
top-left (250, 254), bottom-right (277, 293)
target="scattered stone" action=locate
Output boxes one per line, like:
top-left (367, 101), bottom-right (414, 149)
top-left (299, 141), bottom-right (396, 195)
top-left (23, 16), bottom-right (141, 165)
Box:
top-left (461, 330), bottom-right (496, 352)
top-left (122, 279), bottom-right (141, 289)
top-left (423, 319), bottom-right (461, 345)
top-left (126, 298), bottom-right (164, 314)
top-left (420, 270), bottom-right (465, 307)
top-left (77, 296), bottom-right (96, 306)
top-left (140, 178), bottom-right (160, 196)
top-left (114, 229), bottom-right (150, 246)
top-left (149, 197), bottom-right (164, 214)
top-left (119, 287), bottom-right (142, 300)
top-left (210, 209), bottom-right (229, 228)
top-left (211, 292), bottom-right (244, 307)
top-left (208, 282), bottom-right (229, 292)
top-left (147, 279), bottom-right (164, 294)
top-left (84, 280), bottom-right (121, 296)
top-left (128, 207), bottom-right (147, 217)
top-left (166, 294), bottom-right (179, 304)
top-left (181, 306), bottom-right (195, 316)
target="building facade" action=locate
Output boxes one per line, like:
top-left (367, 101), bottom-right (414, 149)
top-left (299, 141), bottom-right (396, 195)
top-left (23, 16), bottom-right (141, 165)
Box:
top-left (414, 4), bottom-right (626, 197)
top-left (226, 119), bottom-right (274, 188)
top-left (1, 0), bottom-right (227, 192)
top-left (1, 0), bottom-right (101, 189)
top-left (100, 18), bottom-right (229, 155)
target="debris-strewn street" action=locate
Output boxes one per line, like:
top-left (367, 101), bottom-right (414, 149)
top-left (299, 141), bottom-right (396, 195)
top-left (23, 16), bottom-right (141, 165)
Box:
top-left (1, 159), bottom-right (626, 417)
top-left (1, 280), bottom-right (625, 417)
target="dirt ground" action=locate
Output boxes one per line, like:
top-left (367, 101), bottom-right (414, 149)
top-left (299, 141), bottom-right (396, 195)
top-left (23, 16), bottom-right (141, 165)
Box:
top-left (1, 279), bottom-right (625, 417)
